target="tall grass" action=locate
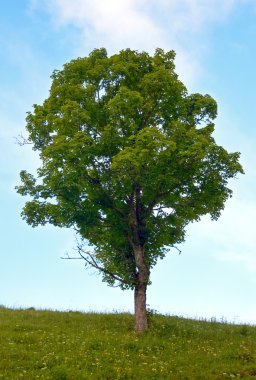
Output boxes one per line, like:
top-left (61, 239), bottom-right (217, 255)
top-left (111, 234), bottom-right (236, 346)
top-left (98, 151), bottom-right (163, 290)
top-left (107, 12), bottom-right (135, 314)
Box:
top-left (1, 306), bottom-right (256, 379)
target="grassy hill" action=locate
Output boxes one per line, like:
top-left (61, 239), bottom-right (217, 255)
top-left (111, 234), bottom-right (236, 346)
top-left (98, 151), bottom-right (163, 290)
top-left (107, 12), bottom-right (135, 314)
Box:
top-left (1, 307), bottom-right (256, 379)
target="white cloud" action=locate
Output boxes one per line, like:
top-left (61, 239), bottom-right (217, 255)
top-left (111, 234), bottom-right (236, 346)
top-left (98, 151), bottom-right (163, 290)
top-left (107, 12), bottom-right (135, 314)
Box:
top-left (43, 0), bottom-right (238, 42)
top-left (44, 0), bottom-right (165, 52)
top-left (156, 0), bottom-right (236, 32)
top-left (187, 192), bottom-right (256, 275)
top-left (33, 0), bottom-right (256, 89)
top-left (33, 0), bottom-right (245, 88)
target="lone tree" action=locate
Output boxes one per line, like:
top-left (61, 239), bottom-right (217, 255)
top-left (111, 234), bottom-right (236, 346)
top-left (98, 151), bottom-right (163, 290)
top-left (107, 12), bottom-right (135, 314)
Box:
top-left (16, 48), bottom-right (243, 331)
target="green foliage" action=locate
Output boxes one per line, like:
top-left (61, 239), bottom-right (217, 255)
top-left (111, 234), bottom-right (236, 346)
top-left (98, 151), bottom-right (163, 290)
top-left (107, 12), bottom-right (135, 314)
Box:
top-left (1, 307), bottom-right (256, 379)
top-left (16, 48), bottom-right (243, 289)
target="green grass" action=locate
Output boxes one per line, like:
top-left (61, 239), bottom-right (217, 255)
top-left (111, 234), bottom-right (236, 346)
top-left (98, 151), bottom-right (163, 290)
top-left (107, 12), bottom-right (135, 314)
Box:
top-left (1, 307), bottom-right (256, 379)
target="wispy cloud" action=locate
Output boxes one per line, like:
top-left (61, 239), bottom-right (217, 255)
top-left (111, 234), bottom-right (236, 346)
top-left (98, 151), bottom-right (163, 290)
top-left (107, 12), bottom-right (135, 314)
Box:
top-left (31, 0), bottom-right (253, 87)
top-left (155, 0), bottom-right (236, 32)
top-left (187, 192), bottom-right (256, 275)
top-left (43, 0), bottom-right (165, 52)
top-left (41, 0), bottom-right (239, 44)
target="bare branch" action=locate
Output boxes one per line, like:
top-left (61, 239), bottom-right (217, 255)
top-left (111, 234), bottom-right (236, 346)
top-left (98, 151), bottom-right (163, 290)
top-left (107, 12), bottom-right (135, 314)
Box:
top-left (62, 245), bottom-right (131, 286)
top-left (171, 245), bottom-right (181, 255)
top-left (61, 254), bottom-right (83, 260)
top-left (14, 133), bottom-right (32, 146)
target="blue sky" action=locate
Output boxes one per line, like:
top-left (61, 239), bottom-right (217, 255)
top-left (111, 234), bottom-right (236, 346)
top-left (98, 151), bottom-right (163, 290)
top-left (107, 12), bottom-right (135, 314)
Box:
top-left (1, 0), bottom-right (256, 323)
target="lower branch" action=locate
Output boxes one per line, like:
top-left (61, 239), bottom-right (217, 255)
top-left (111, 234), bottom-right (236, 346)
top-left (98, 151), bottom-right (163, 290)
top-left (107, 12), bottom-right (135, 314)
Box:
top-left (171, 245), bottom-right (181, 255)
top-left (61, 246), bottom-right (130, 287)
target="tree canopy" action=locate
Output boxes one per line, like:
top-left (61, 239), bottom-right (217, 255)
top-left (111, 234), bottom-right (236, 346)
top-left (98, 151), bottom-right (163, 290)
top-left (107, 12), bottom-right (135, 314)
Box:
top-left (16, 48), bottom-right (243, 331)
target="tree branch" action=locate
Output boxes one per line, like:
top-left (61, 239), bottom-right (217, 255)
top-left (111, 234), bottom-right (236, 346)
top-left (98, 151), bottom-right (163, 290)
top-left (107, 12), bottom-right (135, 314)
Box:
top-left (171, 245), bottom-right (181, 255)
top-left (15, 133), bottom-right (32, 146)
top-left (61, 246), bottom-right (131, 286)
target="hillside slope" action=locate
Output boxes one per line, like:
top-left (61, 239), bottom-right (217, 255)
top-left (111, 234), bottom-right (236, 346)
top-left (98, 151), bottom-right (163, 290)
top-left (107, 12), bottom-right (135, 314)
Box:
top-left (1, 307), bottom-right (256, 379)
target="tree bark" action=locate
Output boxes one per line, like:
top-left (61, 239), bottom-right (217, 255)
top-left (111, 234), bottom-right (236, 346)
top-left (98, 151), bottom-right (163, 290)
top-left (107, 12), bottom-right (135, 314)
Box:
top-left (133, 245), bottom-right (149, 332)
top-left (134, 277), bottom-right (148, 332)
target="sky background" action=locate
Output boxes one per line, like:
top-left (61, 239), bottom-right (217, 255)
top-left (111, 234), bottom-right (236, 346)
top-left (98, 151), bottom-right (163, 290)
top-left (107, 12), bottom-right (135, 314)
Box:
top-left (1, 0), bottom-right (256, 323)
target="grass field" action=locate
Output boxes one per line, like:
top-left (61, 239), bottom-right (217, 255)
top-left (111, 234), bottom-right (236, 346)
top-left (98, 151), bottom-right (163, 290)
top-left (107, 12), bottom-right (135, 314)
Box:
top-left (1, 306), bottom-right (256, 379)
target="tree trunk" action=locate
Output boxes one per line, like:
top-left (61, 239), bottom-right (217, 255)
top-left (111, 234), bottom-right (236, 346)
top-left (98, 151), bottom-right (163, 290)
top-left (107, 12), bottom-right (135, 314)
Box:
top-left (133, 244), bottom-right (149, 332)
top-left (134, 279), bottom-right (148, 332)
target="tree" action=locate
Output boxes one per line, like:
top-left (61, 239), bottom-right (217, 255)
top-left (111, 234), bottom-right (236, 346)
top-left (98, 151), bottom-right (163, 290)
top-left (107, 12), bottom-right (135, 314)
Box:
top-left (16, 48), bottom-right (243, 332)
